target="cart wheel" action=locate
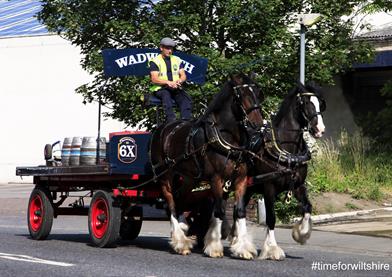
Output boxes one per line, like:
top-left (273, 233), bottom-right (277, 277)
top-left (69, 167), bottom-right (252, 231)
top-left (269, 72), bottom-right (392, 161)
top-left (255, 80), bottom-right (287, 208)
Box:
top-left (88, 190), bottom-right (121, 248)
top-left (27, 187), bottom-right (54, 240)
top-left (120, 206), bottom-right (143, 240)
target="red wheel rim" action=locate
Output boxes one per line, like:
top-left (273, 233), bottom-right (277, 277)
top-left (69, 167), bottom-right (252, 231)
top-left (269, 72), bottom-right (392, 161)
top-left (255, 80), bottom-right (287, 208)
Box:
top-left (29, 195), bottom-right (43, 232)
top-left (91, 198), bottom-right (109, 239)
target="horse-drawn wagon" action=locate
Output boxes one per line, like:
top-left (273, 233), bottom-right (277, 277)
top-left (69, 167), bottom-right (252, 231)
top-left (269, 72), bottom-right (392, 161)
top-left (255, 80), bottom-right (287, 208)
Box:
top-left (15, 47), bottom-right (327, 260)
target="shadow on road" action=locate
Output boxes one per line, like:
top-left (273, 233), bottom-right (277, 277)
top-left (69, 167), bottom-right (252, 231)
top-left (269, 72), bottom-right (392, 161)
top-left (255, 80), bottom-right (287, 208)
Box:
top-left (16, 233), bottom-right (175, 252)
top-left (16, 233), bottom-right (306, 260)
top-left (17, 233), bottom-right (91, 244)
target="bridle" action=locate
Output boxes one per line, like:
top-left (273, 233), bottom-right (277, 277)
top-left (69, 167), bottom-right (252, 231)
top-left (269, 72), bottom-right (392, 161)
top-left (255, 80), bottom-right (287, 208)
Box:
top-left (297, 92), bottom-right (325, 124)
top-left (232, 83), bottom-right (262, 129)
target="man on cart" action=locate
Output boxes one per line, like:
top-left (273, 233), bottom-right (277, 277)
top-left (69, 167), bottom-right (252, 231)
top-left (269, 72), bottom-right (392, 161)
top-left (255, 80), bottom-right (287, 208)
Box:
top-left (149, 37), bottom-right (193, 123)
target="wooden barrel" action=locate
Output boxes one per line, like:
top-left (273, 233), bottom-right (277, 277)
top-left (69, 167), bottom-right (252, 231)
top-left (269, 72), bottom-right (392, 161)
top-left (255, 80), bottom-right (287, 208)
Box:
top-left (69, 137), bottom-right (83, 166)
top-left (61, 137), bottom-right (72, 166)
top-left (80, 137), bottom-right (106, 165)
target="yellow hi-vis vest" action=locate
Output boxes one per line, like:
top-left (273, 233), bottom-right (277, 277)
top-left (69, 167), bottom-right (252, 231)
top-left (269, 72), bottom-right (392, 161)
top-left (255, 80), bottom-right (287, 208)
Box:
top-left (149, 54), bottom-right (181, 92)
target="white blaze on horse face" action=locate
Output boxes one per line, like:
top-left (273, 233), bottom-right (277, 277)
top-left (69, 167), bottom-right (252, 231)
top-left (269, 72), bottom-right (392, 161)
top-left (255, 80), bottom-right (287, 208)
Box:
top-left (310, 96), bottom-right (325, 137)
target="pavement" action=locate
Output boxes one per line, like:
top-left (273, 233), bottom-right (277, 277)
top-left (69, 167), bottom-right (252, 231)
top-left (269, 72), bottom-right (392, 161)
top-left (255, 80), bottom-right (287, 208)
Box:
top-left (301, 208), bottom-right (392, 239)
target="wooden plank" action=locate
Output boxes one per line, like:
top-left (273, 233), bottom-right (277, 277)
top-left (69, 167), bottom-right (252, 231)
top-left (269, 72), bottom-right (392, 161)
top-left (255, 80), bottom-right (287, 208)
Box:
top-left (16, 165), bottom-right (110, 176)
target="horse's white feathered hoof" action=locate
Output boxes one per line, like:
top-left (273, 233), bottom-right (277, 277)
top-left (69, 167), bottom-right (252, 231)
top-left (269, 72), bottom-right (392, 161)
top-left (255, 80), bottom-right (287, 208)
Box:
top-left (232, 249), bottom-right (256, 260)
top-left (259, 245), bottom-right (285, 261)
top-left (170, 234), bottom-right (195, 255)
top-left (230, 236), bottom-right (257, 260)
top-left (292, 217), bottom-right (312, 245)
top-left (204, 241), bottom-right (224, 258)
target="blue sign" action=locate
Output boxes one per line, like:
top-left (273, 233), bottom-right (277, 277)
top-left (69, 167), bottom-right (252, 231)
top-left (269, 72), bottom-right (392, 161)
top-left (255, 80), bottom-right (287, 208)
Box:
top-left (102, 48), bottom-right (208, 84)
top-left (108, 132), bottom-right (152, 175)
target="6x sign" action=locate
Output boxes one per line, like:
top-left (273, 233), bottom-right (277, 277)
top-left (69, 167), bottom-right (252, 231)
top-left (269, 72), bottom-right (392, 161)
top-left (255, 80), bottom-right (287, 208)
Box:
top-left (118, 137), bottom-right (137, 163)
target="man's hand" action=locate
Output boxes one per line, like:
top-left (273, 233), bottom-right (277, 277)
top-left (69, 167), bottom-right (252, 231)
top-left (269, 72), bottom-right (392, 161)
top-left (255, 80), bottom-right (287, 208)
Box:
top-left (175, 80), bottom-right (183, 88)
top-left (167, 80), bottom-right (179, 89)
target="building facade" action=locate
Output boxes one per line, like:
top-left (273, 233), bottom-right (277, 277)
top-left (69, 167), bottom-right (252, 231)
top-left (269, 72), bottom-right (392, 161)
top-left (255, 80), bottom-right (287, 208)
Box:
top-left (323, 23), bottom-right (392, 139)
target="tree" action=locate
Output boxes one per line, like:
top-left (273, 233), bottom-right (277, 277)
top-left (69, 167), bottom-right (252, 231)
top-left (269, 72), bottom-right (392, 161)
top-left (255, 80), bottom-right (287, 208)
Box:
top-left (38, 0), bottom-right (388, 130)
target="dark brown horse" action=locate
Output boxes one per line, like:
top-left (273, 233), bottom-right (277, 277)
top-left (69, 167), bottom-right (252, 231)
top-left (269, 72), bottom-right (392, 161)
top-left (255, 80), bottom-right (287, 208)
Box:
top-left (150, 73), bottom-right (263, 259)
top-left (246, 82), bottom-right (326, 260)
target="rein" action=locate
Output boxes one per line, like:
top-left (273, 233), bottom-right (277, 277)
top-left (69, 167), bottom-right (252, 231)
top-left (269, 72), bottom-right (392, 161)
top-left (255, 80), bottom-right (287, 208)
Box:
top-left (204, 113), bottom-right (264, 164)
top-left (119, 134), bottom-right (217, 191)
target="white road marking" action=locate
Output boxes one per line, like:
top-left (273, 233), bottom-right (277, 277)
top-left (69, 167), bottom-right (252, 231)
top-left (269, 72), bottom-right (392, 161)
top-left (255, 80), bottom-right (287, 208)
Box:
top-left (0, 252), bottom-right (74, 267)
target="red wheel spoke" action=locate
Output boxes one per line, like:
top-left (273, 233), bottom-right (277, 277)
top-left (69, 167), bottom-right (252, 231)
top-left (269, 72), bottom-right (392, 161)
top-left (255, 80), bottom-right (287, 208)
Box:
top-left (91, 198), bottom-right (109, 239)
top-left (29, 195), bottom-right (43, 232)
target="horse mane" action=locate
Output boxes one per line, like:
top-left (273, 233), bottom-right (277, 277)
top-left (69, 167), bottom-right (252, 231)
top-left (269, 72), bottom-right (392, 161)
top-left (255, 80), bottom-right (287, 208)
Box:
top-left (273, 85), bottom-right (299, 124)
top-left (203, 81), bottom-right (233, 117)
top-left (197, 73), bottom-right (258, 124)
top-left (273, 81), bottom-right (322, 124)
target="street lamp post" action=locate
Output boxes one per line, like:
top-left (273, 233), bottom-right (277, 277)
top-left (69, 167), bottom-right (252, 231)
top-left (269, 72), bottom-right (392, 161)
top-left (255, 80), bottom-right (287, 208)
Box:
top-left (298, 13), bottom-right (322, 85)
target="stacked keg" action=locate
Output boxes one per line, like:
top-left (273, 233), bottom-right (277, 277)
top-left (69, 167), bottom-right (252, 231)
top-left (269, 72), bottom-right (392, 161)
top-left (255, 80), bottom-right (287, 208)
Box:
top-left (80, 137), bottom-right (106, 165)
top-left (61, 136), bottom-right (106, 166)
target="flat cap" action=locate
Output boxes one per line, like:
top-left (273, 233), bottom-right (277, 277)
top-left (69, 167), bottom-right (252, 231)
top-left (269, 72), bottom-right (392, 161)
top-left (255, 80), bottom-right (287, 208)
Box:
top-left (160, 37), bottom-right (176, 47)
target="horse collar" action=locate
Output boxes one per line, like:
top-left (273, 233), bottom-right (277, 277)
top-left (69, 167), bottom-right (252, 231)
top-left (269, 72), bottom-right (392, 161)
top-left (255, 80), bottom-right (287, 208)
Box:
top-left (264, 120), bottom-right (311, 167)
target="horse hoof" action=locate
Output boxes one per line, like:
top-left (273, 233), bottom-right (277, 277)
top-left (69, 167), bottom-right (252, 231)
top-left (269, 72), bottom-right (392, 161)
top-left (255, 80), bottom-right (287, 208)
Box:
top-left (259, 253), bottom-right (285, 261)
top-left (204, 249), bottom-right (224, 258)
top-left (231, 246), bottom-right (257, 260)
top-left (292, 219), bottom-right (312, 245)
top-left (259, 245), bottom-right (285, 261)
top-left (210, 251), bottom-right (224, 258)
top-left (170, 235), bottom-right (195, 256)
top-left (230, 236), bottom-right (257, 260)
top-left (238, 251), bottom-right (255, 260)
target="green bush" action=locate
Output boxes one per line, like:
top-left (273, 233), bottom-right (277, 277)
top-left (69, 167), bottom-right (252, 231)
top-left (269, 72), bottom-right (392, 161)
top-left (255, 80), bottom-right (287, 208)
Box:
top-left (308, 130), bottom-right (392, 200)
top-left (274, 194), bottom-right (301, 224)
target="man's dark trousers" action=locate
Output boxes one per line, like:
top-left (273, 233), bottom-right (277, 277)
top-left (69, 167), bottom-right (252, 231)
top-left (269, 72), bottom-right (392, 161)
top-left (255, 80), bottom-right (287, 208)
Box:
top-left (155, 88), bottom-right (192, 122)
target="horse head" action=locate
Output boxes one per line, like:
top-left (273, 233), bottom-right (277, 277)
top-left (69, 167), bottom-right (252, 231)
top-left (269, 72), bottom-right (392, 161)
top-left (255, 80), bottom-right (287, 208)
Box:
top-left (229, 72), bottom-right (264, 130)
top-left (296, 83), bottom-right (326, 138)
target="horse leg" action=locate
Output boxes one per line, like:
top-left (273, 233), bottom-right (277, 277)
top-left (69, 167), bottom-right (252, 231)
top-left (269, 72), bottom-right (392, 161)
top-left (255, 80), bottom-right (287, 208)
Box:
top-left (220, 198), bottom-right (231, 240)
top-left (203, 177), bottom-right (225, 258)
top-left (229, 176), bottom-right (257, 260)
top-left (259, 185), bottom-right (285, 260)
top-left (161, 179), bottom-right (195, 255)
top-left (292, 184), bottom-right (313, 244)
top-left (187, 198), bottom-right (214, 248)
top-left (228, 188), bottom-right (252, 240)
